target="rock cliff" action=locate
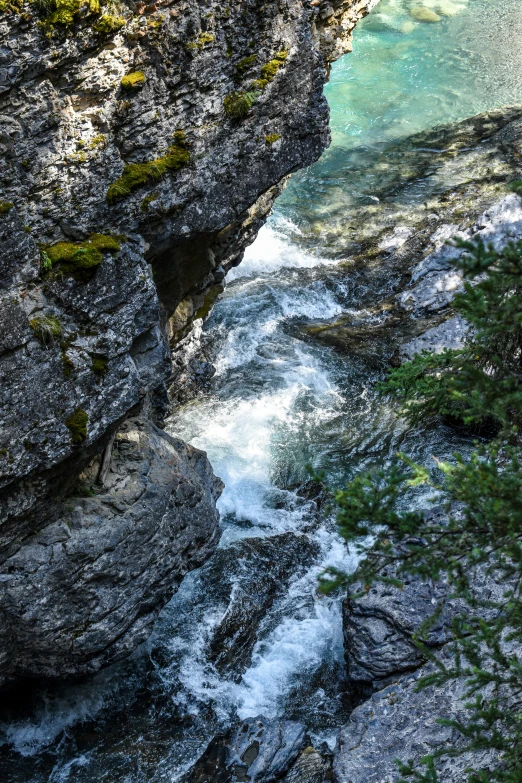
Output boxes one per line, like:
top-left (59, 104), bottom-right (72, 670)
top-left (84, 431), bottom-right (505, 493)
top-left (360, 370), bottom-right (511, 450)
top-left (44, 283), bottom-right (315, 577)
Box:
top-left (0, 0), bottom-right (377, 686)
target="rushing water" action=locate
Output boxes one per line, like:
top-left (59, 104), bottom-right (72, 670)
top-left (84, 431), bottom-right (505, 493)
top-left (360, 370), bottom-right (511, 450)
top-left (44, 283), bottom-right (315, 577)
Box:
top-left (3, 1), bottom-right (522, 780)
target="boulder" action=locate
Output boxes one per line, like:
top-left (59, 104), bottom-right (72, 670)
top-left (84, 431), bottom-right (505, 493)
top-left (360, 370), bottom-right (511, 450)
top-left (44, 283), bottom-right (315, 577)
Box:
top-left (0, 417), bottom-right (223, 686)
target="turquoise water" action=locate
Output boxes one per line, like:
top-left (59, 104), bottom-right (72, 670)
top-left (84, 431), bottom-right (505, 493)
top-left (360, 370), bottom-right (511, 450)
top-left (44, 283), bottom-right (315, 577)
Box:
top-left (2, 1), bottom-right (522, 781)
top-left (279, 0), bottom-right (522, 223)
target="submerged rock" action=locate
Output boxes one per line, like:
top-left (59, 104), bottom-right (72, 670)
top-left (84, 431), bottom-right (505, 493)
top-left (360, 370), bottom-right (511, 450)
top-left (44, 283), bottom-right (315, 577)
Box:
top-left (207, 533), bottom-right (320, 678)
top-left (410, 5), bottom-right (441, 22)
top-left (298, 108), bottom-right (522, 362)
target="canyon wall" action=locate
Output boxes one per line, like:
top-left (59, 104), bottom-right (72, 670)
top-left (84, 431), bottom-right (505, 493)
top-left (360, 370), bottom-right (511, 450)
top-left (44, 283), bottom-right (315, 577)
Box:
top-left (0, 0), bottom-right (377, 686)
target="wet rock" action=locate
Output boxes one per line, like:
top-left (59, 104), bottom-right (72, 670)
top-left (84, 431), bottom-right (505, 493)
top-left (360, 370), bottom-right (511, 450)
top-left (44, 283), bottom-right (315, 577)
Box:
top-left (187, 716), bottom-right (307, 783)
top-left (342, 506), bottom-right (513, 687)
top-left (282, 744), bottom-right (334, 783)
top-left (342, 570), bottom-right (457, 685)
top-left (0, 417), bottom-right (223, 687)
top-left (208, 532), bottom-right (320, 677)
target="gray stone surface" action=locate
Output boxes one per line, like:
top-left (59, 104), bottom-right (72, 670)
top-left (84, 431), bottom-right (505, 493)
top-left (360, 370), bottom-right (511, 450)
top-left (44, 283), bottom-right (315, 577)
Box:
top-left (334, 660), bottom-right (496, 783)
top-left (342, 572), bottom-right (457, 684)
top-left (399, 314), bottom-right (469, 360)
top-left (0, 416), bottom-right (223, 687)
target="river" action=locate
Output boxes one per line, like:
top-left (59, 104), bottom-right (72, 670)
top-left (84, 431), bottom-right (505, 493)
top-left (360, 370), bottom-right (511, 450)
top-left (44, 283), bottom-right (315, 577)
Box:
top-left (3, 0), bottom-right (522, 780)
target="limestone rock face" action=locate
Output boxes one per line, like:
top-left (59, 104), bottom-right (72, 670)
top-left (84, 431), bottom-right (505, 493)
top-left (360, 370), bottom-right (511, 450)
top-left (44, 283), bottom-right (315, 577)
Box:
top-left (0, 417), bottom-right (223, 688)
top-left (0, 0), bottom-right (376, 683)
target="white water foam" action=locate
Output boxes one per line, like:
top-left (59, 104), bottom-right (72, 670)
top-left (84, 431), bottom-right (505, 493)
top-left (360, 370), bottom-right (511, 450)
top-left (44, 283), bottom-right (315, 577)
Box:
top-left (0, 671), bottom-right (131, 757)
top-left (227, 221), bottom-right (336, 282)
top-left (233, 599), bottom-right (343, 720)
top-left (169, 379), bottom-right (338, 538)
top-left (231, 528), bottom-right (358, 720)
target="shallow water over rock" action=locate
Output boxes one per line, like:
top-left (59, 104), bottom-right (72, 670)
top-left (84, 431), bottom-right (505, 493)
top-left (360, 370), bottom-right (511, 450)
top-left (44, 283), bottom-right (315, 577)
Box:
top-left (2, 0), bottom-right (522, 780)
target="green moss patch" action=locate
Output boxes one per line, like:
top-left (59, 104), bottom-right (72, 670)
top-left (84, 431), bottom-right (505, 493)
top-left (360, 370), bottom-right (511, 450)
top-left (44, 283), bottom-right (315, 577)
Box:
top-left (260, 59), bottom-right (281, 82)
top-left (44, 233), bottom-right (120, 275)
top-left (91, 354), bottom-right (108, 376)
top-left (121, 71), bottom-right (146, 90)
top-left (0, 200), bottom-right (14, 214)
top-left (35, 0), bottom-right (100, 29)
top-left (0, 0), bottom-right (22, 13)
top-left (224, 90), bottom-right (258, 119)
top-left (265, 133), bottom-right (281, 145)
top-left (65, 408), bottom-right (88, 443)
top-left (249, 51), bottom-right (289, 94)
top-left (93, 13), bottom-right (125, 34)
top-left (29, 315), bottom-right (63, 343)
top-left (107, 137), bottom-right (190, 204)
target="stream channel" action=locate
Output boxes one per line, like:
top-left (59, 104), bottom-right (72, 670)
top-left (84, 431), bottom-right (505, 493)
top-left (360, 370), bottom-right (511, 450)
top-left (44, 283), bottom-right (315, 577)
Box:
top-left (3, 0), bottom-right (522, 780)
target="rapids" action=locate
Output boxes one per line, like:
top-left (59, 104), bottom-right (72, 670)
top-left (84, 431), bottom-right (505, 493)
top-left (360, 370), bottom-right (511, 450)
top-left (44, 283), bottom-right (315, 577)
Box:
top-left (2, 0), bottom-right (522, 780)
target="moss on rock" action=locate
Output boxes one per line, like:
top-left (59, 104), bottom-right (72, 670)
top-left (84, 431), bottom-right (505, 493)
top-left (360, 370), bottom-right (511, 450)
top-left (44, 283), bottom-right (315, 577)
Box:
top-left (35, 0), bottom-right (100, 30)
top-left (29, 315), bottom-right (63, 343)
top-left (186, 31), bottom-right (214, 52)
top-left (0, 201), bottom-right (14, 214)
top-left (93, 13), bottom-right (125, 33)
top-left (65, 408), bottom-right (88, 443)
top-left (235, 54), bottom-right (257, 80)
top-left (121, 71), bottom-right (146, 90)
top-left (44, 234), bottom-right (120, 274)
top-left (91, 354), bottom-right (108, 376)
top-left (224, 90), bottom-right (257, 119)
top-left (107, 139), bottom-right (190, 203)
top-left (265, 133), bottom-right (281, 145)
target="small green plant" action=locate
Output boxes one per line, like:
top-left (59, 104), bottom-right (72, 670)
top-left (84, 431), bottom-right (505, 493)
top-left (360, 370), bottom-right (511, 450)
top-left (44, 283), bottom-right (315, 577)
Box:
top-left (0, 200), bottom-right (14, 214)
top-left (29, 315), bottom-right (63, 344)
top-left (508, 180), bottom-right (522, 196)
top-left (223, 90), bottom-right (258, 119)
top-left (120, 71), bottom-right (146, 90)
top-left (0, 0), bottom-right (22, 12)
top-left (252, 51), bottom-right (288, 90)
top-left (34, 0), bottom-right (100, 30)
top-left (107, 136), bottom-right (189, 203)
top-left (65, 408), bottom-right (89, 443)
top-left (141, 192), bottom-right (158, 211)
top-left (265, 133), bottom-right (281, 145)
top-left (186, 31), bottom-right (214, 52)
top-left (61, 350), bottom-right (75, 377)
